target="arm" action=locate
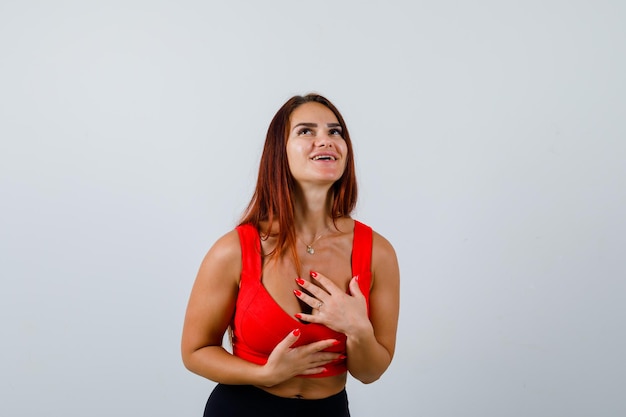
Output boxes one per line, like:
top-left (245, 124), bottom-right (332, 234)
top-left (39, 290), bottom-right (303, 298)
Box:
top-left (181, 230), bottom-right (341, 386)
top-left (345, 232), bottom-right (400, 383)
top-left (294, 231), bottom-right (400, 384)
top-left (181, 230), bottom-right (258, 383)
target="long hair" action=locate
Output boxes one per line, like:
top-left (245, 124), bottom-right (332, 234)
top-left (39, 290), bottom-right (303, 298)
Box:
top-left (239, 94), bottom-right (358, 267)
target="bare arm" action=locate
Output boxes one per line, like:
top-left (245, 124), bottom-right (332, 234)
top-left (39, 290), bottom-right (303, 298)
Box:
top-left (294, 231), bottom-right (400, 383)
top-left (181, 230), bottom-right (258, 383)
top-left (345, 232), bottom-right (400, 383)
top-left (181, 230), bottom-right (342, 386)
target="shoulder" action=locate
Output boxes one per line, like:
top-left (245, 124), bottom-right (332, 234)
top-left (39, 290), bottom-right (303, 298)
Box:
top-left (198, 229), bottom-right (242, 281)
top-left (209, 228), bottom-right (242, 259)
top-left (353, 219), bottom-right (396, 260)
top-left (372, 230), bottom-right (398, 266)
top-left (372, 229), bottom-right (396, 257)
top-left (362, 224), bottom-right (399, 287)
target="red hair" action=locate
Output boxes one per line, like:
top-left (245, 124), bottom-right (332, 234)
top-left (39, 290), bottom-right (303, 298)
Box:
top-left (239, 94), bottom-right (358, 266)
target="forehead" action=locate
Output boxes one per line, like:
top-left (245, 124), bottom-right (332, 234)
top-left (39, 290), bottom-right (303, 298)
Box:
top-left (289, 102), bottom-right (339, 126)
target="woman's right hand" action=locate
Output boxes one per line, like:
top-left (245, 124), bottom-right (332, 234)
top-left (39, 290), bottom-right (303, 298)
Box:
top-left (260, 329), bottom-right (342, 387)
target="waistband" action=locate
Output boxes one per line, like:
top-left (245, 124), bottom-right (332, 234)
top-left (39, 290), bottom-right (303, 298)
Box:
top-left (205, 384), bottom-right (350, 417)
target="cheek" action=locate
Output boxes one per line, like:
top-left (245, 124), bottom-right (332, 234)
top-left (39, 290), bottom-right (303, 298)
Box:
top-left (285, 141), bottom-right (295, 161)
top-left (340, 142), bottom-right (349, 160)
top-left (286, 151), bottom-right (296, 172)
top-left (287, 141), bottom-right (310, 158)
top-left (341, 144), bottom-right (349, 171)
top-left (285, 143), bottom-right (304, 172)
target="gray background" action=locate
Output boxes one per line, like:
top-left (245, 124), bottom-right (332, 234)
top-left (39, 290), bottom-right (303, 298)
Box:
top-left (1, 1), bottom-right (625, 416)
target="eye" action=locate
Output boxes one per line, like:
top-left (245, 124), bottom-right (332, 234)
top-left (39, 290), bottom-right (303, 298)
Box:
top-left (329, 128), bottom-right (343, 136)
top-left (297, 127), bottom-right (313, 135)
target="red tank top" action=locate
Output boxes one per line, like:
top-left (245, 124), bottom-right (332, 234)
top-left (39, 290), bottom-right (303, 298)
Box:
top-left (231, 220), bottom-right (373, 377)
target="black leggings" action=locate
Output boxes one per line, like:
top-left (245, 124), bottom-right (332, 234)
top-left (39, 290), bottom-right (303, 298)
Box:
top-left (203, 384), bottom-right (350, 417)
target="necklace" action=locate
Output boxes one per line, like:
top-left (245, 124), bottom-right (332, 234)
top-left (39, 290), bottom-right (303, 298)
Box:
top-left (300, 226), bottom-right (331, 255)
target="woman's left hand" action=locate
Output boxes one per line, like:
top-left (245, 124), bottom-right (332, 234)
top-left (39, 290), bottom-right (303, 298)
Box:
top-left (294, 271), bottom-right (370, 337)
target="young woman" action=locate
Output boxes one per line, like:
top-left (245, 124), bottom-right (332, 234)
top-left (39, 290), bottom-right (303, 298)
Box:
top-left (181, 94), bottom-right (400, 417)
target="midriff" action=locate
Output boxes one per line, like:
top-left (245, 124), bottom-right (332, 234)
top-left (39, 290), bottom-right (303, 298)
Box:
top-left (255, 372), bottom-right (347, 399)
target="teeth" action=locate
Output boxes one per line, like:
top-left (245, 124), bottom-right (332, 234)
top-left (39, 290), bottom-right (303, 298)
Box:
top-left (313, 155), bottom-right (335, 161)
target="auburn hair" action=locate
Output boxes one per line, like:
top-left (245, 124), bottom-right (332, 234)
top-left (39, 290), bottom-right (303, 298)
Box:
top-left (239, 93), bottom-right (358, 267)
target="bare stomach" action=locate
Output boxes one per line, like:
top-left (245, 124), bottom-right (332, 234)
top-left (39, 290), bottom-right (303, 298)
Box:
top-left (255, 373), bottom-right (347, 399)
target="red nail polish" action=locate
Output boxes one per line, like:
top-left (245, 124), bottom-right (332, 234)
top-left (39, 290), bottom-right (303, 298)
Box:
top-left (292, 328), bottom-right (301, 336)
top-left (310, 271), bottom-right (318, 278)
top-left (332, 340), bottom-right (341, 346)
top-left (295, 313), bottom-right (303, 319)
top-left (295, 277), bottom-right (305, 286)
top-left (321, 367), bottom-right (328, 373)
top-left (338, 355), bottom-right (347, 360)
top-left (355, 275), bottom-right (359, 281)
top-left (294, 289), bottom-right (302, 297)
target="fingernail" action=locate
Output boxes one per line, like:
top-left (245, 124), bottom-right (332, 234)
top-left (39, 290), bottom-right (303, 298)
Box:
top-left (295, 277), bottom-right (305, 286)
top-left (310, 271), bottom-right (318, 278)
top-left (338, 355), bottom-right (347, 360)
top-left (332, 340), bottom-right (341, 346)
top-left (354, 275), bottom-right (359, 281)
top-left (321, 367), bottom-right (328, 373)
top-left (295, 313), bottom-right (303, 319)
top-left (292, 328), bottom-right (301, 336)
top-left (293, 289), bottom-right (302, 297)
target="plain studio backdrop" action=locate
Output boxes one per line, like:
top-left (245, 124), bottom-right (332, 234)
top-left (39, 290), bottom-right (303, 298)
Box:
top-left (1, 1), bottom-right (624, 416)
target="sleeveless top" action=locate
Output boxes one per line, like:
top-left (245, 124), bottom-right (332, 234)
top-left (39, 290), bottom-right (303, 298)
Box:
top-left (231, 220), bottom-right (373, 377)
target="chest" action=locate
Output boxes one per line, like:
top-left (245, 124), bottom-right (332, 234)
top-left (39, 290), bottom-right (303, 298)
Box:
top-left (260, 235), bottom-right (354, 318)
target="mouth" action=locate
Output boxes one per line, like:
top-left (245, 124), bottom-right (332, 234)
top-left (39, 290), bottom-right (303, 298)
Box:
top-left (311, 154), bottom-right (337, 161)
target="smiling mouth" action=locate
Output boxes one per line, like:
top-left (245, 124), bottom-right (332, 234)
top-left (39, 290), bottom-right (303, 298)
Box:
top-left (311, 155), bottom-right (337, 161)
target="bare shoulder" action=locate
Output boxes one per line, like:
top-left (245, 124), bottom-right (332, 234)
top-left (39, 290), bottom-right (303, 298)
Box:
top-left (205, 229), bottom-right (241, 262)
top-left (197, 228), bottom-right (242, 286)
top-left (182, 228), bottom-right (243, 357)
top-left (370, 229), bottom-right (400, 286)
top-left (371, 229), bottom-right (398, 265)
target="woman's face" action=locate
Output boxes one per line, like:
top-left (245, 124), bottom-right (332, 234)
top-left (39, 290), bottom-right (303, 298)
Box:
top-left (286, 102), bottom-right (348, 187)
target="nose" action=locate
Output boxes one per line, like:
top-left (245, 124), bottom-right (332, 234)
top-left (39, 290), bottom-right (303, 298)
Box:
top-left (315, 133), bottom-right (334, 148)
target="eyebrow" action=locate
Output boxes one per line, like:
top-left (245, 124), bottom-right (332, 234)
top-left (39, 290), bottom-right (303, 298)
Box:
top-left (292, 122), bottom-right (342, 130)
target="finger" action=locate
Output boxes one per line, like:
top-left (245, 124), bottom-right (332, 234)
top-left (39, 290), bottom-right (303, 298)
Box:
top-left (293, 289), bottom-right (324, 310)
top-left (295, 277), bottom-right (328, 300)
top-left (348, 275), bottom-right (364, 298)
top-left (314, 352), bottom-right (346, 364)
top-left (275, 328), bottom-right (301, 350)
top-left (297, 338), bottom-right (340, 354)
top-left (302, 355), bottom-right (343, 373)
top-left (298, 367), bottom-right (328, 376)
top-left (294, 311), bottom-right (322, 324)
top-left (309, 271), bottom-right (341, 295)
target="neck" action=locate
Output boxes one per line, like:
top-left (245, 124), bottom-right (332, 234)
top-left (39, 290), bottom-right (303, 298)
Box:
top-left (293, 186), bottom-right (334, 240)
